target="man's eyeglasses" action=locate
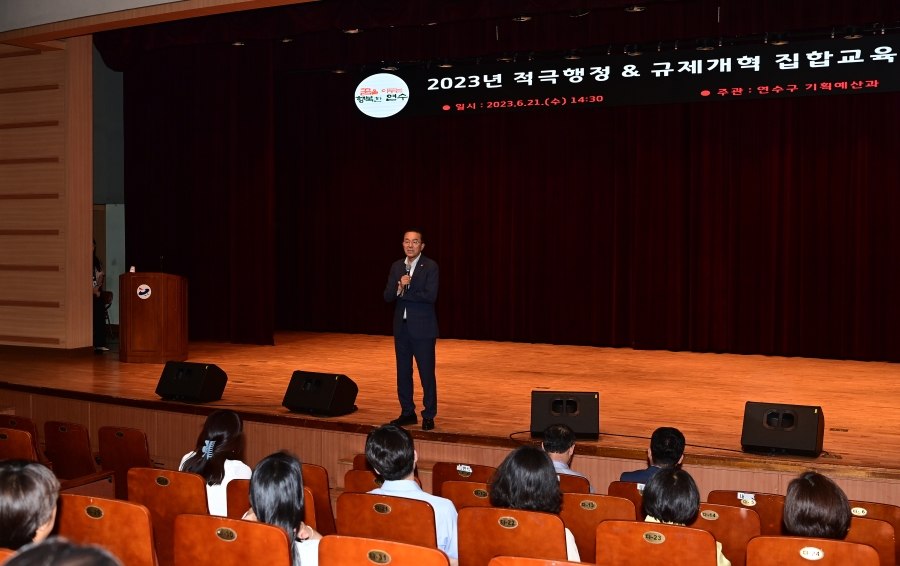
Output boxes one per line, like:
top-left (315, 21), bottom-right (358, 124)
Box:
top-left (403, 240), bottom-right (422, 246)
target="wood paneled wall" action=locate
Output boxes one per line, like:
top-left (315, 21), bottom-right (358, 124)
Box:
top-left (0, 38), bottom-right (92, 349)
top-left (3, 389), bottom-right (900, 508)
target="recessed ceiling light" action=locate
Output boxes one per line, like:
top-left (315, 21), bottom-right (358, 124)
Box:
top-left (496, 53), bottom-right (515, 62)
top-left (381, 63), bottom-right (399, 71)
top-left (343, 29), bottom-right (361, 34)
top-left (512, 14), bottom-right (532, 22)
top-left (564, 50), bottom-right (580, 60)
top-left (569, 9), bottom-right (590, 18)
top-left (332, 69), bottom-right (346, 74)
top-left (231, 41), bottom-right (245, 46)
top-left (625, 5), bottom-right (646, 13)
top-left (437, 60), bottom-right (453, 68)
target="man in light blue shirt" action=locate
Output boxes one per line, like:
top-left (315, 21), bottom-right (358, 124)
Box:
top-left (366, 424), bottom-right (458, 560)
top-left (541, 423), bottom-right (595, 493)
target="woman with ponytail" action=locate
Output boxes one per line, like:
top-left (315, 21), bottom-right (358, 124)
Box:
top-left (179, 410), bottom-right (251, 516)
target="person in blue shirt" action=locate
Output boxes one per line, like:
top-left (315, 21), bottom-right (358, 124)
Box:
top-left (541, 423), bottom-right (594, 493)
top-left (366, 424), bottom-right (458, 561)
top-left (620, 427), bottom-right (685, 483)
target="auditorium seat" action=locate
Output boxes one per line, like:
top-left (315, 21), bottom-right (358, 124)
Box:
top-left (707, 490), bottom-right (785, 536)
top-left (98, 426), bottom-right (153, 500)
top-left (336, 492), bottom-right (438, 548)
top-left (458, 507), bottom-right (568, 566)
top-left (846, 517), bottom-right (895, 566)
top-left (173, 514), bottom-right (291, 566)
top-left (688, 502), bottom-right (760, 566)
top-left (746, 536), bottom-right (879, 566)
top-left (56, 493), bottom-right (158, 566)
top-left (301, 463), bottom-right (336, 535)
top-left (44, 421), bottom-right (98, 479)
top-left (343, 469), bottom-right (422, 493)
top-left (557, 474), bottom-right (591, 494)
top-left (432, 462), bottom-right (497, 497)
top-left (318, 535), bottom-right (450, 566)
top-left (607, 481), bottom-right (644, 520)
top-left (595, 520), bottom-right (718, 566)
top-left (0, 548), bottom-right (15, 562)
top-left (849, 500), bottom-right (900, 566)
top-left (352, 453), bottom-right (373, 470)
top-left (225, 479), bottom-right (317, 529)
top-left (3, 415), bottom-right (50, 466)
top-left (559, 492), bottom-right (636, 563)
top-left (128, 468), bottom-right (209, 566)
top-left (0, 428), bottom-right (38, 460)
top-left (488, 558), bottom-right (582, 566)
top-left (441, 481), bottom-right (492, 510)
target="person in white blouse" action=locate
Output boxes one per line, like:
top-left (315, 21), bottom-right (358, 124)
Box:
top-left (489, 445), bottom-right (581, 562)
top-left (242, 452), bottom-right (321, 566)
top-left (179, 410), bottom-right (252, 517)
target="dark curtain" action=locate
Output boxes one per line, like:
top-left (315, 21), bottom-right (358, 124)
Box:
top-left (106, 0), bottom-right (900, 356)
top-left (275, 73), bottom-right (900, 361)
top-left (124, 43), bottom-right (275, 344)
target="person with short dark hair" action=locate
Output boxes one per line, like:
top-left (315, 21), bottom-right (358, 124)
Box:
top-left (541, 423), bottom-right (594, 493)
top-left (383, 229), bottom-right (440, 431)
top-left (620, 426), bottom-right (685, 483)
top-left (489, 445), bottom-right (580, 561)
top-left (6, 538), bottom-right (122, 566)
top-left (243, 452), bottom-right (321, 566)
top-left (0, 460), bottom-right (60, 551)
top-left (366, 424), bottom-right (458, 560)
top-left (180, 409), bottom-right (252, 516)
top-left (642, 468), bottom-right (731, 566)
top-left (783, 471), bottom-right (851, 540)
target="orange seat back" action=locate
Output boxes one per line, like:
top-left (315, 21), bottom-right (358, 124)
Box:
top-left (44, 421), bottom-right (96, 480)
top-left (442, 481), bottom-right (492, 510)
top-left (0, 548), bottom-right (16, 562)
top-left (344, 469), bottom-right (421, 494)
top-left (432, 462), bottom-right (496, 497)
top-left (746, 536), bottom-right (879, 566)
top-left (352, 453), bottom-right (373, 470)
top-left (489, 558), bottom-right (583, 566)
top-left (849, 500), bottom-right (900, 566)
top-left (688, 502), bottom-right (760, 566)
top-left (559, 493), bottom-right (636, 563)
top-left (595, 520), bottom-right (718, 566)
top-left (707, 490), bottom-right (785, 536)
top-left (0, 428), bottom-right (37, 461)
top-left (127, 468), bottom-right (208, 565)
top-left (607, 481), bottom-right (644, 520)
top-left (846, 517), bottom-right (895, 566)
top-left (3, 415), bottom-right (49, 465)
top-left (558, 474), bottom-right (591, 494)
top-left (319, 535), bottom-right (450, 566)
top-left (336, 492), bottom-right (438, 548)
top-left (174, 514), bottom-right (291, 566)
top-left (225, 479), bottom-right (317, 529)
top-left (56, 493), bottom-right (158, 566)
top-left (301, 463), bottom-right (336, 535)
top-left (98, 426), bottom-right (153, 500)
top-left (458, 507), bottom-right (568, 566)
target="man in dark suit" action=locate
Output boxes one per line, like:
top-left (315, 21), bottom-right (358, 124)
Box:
top-left (383, 230), bottom-right (439, 431)
top-left (620, 427), bottom-right (685, 483)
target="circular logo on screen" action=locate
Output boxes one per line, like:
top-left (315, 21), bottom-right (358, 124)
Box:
top-left (355, 73), bottom-right (410, 118)
top-left (137, 284), bottom-right (151, 299)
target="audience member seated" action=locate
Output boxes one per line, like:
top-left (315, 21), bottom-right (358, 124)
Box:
top-left (6, 538), bottom-right (122, 566)
top-left (541, 423), bottom-right (594, 493)
top-left (242, 451), bottom-right (322, 566)
top-left (180, 409), bottom-right (252, 517)
top-left (366, 424), bottom-right (459, 561)
top-left (0, 460), bottom-right (60, 551)
top-left (489, 445), bottom-right (581, 562)
top-left (620, 426), bottom-right (685, 483)
top-left (783, 471), bottom-right (851, 539)
top-left (642, 467), bottom-right (731, 566)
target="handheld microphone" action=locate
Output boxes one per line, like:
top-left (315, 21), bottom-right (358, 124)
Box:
top-left (404, 264), bottom-right (411, 292)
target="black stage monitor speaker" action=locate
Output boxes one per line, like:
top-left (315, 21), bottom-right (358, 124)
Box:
top-left (282, 371), bottom-right (359, 417)
top-left (740, 401), bottom-right (825, 457)
top-left (530, 391), bottom-right (599, 440)
top-left (156, 362), bottom-right (227, 403)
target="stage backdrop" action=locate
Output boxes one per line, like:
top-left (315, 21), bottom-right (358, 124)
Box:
top-left (103, 0), bottom-right (900, 360)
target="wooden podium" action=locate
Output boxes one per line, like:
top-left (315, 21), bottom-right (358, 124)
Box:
top-left (119, 273), bottom-right (188, 363)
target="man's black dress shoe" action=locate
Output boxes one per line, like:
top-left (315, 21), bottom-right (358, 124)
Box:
top-left (391, 414), bottom-right (418, 427)
top-left (422, 418), bottom-right (435, 431)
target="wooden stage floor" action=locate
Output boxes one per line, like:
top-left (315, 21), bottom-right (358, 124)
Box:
top-left (1, 331), bottom-right (899, 479)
